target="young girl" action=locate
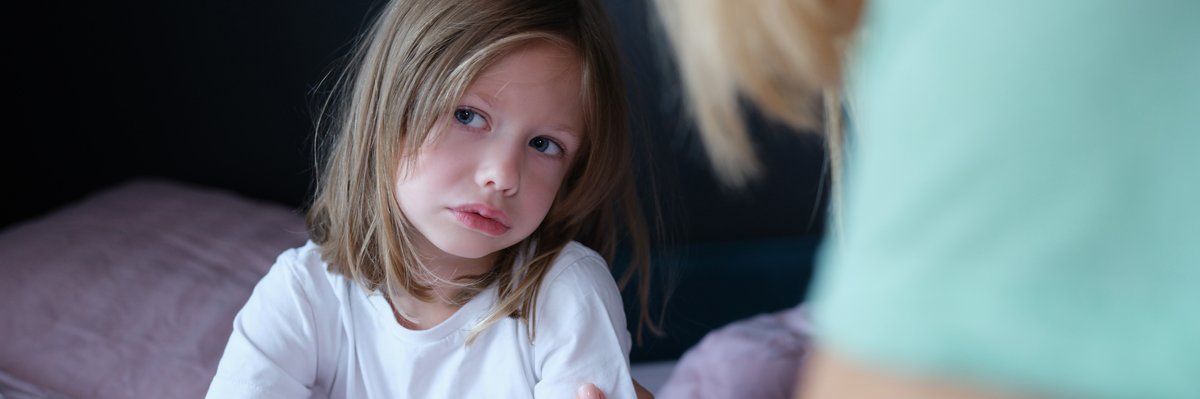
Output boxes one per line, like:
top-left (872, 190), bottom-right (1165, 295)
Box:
top-left (206, 0), bottom-right (657, 397)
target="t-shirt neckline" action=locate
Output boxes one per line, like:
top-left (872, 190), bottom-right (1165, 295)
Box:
top-left (365, 285), bottom-right (498, 344)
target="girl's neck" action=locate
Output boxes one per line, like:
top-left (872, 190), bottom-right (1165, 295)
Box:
top-left (388, 248), bottom-right (499, 331)
top-left (423, 251), bottom-right (497, 282)
top-left (412, 232), bottom-right (500, 284)
top-left (387, 292), bottom-right (460, 331)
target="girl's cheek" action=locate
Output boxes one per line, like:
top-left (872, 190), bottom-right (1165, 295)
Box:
top-left (528, 164), bottom-right (566, 190)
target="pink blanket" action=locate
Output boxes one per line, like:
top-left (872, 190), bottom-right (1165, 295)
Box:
top-left (0, 179), bottom-right (307, 399)
top-left (657, 306), bottom-right (811, 399)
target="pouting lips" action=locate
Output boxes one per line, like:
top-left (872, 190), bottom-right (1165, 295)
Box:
top-left (448, 206), bottom-right (508, 235)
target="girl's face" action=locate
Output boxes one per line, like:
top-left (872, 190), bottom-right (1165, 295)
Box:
top-left (395, 41), bottom-right (584, 263)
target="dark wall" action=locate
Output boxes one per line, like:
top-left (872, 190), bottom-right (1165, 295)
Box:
top-left (11, 0), bottom-right (375, 227)
top-left (10, 0), bottom-right (827, 361)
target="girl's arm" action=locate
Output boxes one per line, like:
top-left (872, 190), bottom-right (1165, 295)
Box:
top-left (531, 246), bottom-right (639, 399)
top-left (577, 381), bottom-right (655, 399)
top-left (206, 250), bottom-right (321, 399)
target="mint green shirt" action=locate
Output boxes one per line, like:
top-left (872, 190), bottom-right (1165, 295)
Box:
top-left (810, 2), bottom-right (1200, 398)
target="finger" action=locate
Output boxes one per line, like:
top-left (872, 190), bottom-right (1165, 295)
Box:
top-left (577, 383), bottom-right (605, 399)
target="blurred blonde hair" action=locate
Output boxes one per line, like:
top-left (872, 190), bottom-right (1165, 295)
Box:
top-left (654, 0), bottom-right (863, 202)
top-left (307, 0), bottom-right (658, 343)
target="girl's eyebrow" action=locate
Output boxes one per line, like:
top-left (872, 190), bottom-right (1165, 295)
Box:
top-left (463, 92), bottom-right (496, 109)
top-left (463, 93), bottom-right (581, 138)
top-left (544, 126), bottom-right (581, 140)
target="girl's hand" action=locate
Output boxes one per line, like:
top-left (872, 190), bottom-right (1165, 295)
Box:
top-left (576, 380), bottom-right (654, 399)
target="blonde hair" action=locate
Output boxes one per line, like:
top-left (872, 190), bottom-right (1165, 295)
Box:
top-left (307, 0), bottom-right (658, 342)
top-left (653, 0), bottom-right (863, 202)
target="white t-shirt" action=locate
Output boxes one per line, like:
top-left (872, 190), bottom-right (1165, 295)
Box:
top-left (206, 240), bottom-right (636, 399)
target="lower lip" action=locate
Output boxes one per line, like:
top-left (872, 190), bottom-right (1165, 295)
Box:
top-left (451, 210), bottom-right (510, 236)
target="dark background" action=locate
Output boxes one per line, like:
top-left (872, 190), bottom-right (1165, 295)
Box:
top-left (9, 0), bottom-right (828, 362)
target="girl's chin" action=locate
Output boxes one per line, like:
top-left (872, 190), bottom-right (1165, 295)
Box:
top-left (430, 238), bottom-right (510, 261)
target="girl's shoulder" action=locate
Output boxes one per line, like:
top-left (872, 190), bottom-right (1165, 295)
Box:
top-left (539, 241), bottom-right (612, 289)
top-left (272, 240), bottom-right (332, 275)
top-left (263, 240), bottom-right (351, 300)
top-left (524, 241), bottom-right (633, 380)
top-left (533, 241), bottom-right (624, 320)
top-left (552, 240), bottom-right (606, 264)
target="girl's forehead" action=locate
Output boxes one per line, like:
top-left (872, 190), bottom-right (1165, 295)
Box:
top-left (460, 41), bottom-right (587, 137)
top-left (476, 42), bottom-right (581, 85)
top-left (466, 43), bottom-right (582, 99)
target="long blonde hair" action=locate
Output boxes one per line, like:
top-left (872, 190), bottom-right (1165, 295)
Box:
top-left (307, 0), bottom-right (658, 342)
top-left (654, 0), bottom-right (863, 210)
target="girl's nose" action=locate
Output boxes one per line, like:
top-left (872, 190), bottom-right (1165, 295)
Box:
top-left (475, 141), bottom-right (522, 196)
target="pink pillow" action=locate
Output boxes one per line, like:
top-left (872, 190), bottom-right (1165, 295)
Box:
top-left (658, 306), bottom-right (811, 399)
top-left (0, 179), bottom-right (307, 399)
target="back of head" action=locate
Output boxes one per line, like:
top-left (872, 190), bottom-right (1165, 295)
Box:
top-left (654, 0), bottom-right (863, 186)
top-left (306, 0), bottom-right (656, 341)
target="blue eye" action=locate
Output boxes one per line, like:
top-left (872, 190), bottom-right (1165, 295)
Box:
top-left (453, 108), bottom-right (486, 129)
top-left (529, 137), bottom-right (563, 156)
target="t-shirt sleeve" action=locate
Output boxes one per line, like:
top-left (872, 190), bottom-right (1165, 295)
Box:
top-left (812, 2), bottom-right (1200, 398)
top-left (531, 250), bottom-right (637, 399)
top-left (205, 249), bottom-right (320, 399)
